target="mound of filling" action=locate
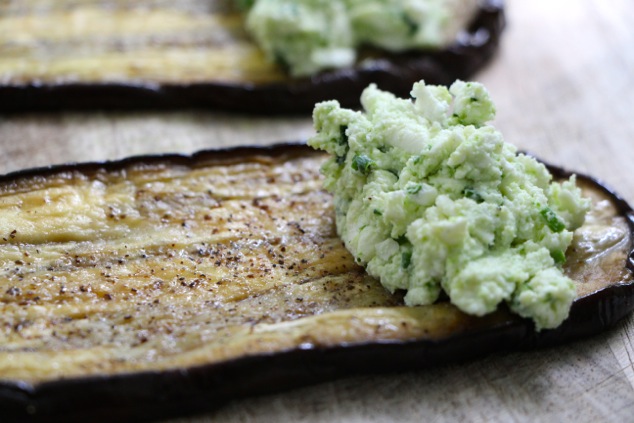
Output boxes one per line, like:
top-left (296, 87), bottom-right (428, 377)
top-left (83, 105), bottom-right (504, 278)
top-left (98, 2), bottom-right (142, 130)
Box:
top-left (238, 0), bottom-right (479, 76)
top-left (308, 80), bottom-right (590, 330)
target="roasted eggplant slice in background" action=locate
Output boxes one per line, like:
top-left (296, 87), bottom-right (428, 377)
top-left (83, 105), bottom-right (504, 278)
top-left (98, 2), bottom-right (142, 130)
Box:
top-left (0, 0), bottom-right (505, 113)
top-left (0, 143), bottom-right (633, 422)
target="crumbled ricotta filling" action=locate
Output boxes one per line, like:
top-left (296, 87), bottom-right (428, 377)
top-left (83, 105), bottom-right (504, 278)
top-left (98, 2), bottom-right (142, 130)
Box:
top-left (241, 0), bottom-right (479, 76)
top-left (309, 80), bottom-right (590, 330)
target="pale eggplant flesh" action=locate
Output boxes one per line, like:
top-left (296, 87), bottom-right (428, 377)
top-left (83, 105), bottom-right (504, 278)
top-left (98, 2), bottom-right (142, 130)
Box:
top-left (0, 0), bottom-right (505, 113)
top-left (0, 144), bottom-right (632, 422)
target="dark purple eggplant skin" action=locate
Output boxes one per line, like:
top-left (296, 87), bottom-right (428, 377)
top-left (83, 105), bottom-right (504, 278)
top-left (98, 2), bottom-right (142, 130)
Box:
top-left (0, 1), bottom-right (505, 114)
top-left (0, 142), bottom-right (633, 423)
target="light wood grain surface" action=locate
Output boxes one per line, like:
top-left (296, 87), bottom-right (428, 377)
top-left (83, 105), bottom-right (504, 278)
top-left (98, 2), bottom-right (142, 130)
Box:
top-left (1, 0), bottom-right (634, 422)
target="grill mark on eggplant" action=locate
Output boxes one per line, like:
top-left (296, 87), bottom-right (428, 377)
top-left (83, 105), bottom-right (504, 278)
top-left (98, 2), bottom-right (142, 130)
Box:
top-left (0, 143), bottom-right (632, 423)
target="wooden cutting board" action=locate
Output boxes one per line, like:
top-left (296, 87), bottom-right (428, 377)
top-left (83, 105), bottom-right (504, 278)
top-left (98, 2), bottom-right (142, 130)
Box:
top-left (1, 0), bottom-right (633, 422)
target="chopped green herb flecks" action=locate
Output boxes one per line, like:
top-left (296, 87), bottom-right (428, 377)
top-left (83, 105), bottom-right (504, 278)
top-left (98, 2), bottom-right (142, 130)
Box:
top-left (406, 184), bottom-right (422, 194)
top-left (235, 0), bottom-right (255, 10)
top-left (339, 125), bottom-right (349, 146)
top-left (401, 250), bottom-right (413, 269)
top-left (395, 235), bottom-right (408, 245)
top-left (352, 154), bottom-right (374, 175)
top-left (402, 13), bottom-right (419, 36)
top-left (540, 207), bottom-right (566, 233)
top-left (273, 51), bottom-right (289, 70)
top-left (551, 249), bottom-right (566, 265)
top-left (463, 187), bottom-right (484, 203)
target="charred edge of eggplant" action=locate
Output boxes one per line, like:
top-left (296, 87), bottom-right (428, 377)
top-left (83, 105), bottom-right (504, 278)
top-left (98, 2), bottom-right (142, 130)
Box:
top-left (0, 142), bottom-right (320, 185)
top-left (1, 142), bottom-right (634, 423)
top-left (1, 321), bottom-right (524, 423)
top-left (524, 159), bottom-right (634, 347)
top-left (0, 0), bottom-right (505, 114)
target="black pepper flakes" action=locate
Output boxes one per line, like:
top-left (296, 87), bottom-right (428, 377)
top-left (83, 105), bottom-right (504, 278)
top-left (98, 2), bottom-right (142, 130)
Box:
top-left (5, 286), bottom-right (21, 296)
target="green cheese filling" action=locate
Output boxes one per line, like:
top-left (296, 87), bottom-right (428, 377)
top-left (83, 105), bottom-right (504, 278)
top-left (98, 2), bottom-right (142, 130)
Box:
top-left (239, 0), bottom-right (478, 76)
top-left (308, 80), bottom-right (590, 331)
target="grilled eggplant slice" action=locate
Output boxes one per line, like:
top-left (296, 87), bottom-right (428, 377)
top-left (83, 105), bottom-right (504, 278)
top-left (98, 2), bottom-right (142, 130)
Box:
top-left (0, 0), bottom-right (504, 113)
top-left (0, 143), bottom-right (633, 422)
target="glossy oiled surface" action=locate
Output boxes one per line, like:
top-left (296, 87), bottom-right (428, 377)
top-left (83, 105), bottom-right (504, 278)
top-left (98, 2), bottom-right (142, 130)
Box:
top-left (0, 150), bottom-right (404, 383)
top-left (0, 0), bottom-right (634, 422)
top-left (0, 0), bottom-right (285, 84)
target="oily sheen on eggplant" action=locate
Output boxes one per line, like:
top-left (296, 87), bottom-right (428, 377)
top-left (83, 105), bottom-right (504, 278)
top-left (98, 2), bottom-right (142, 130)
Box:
top-left (0, 0), bottom-right (505, 113)
top-left (0, 144), bottom-right (633, 422)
